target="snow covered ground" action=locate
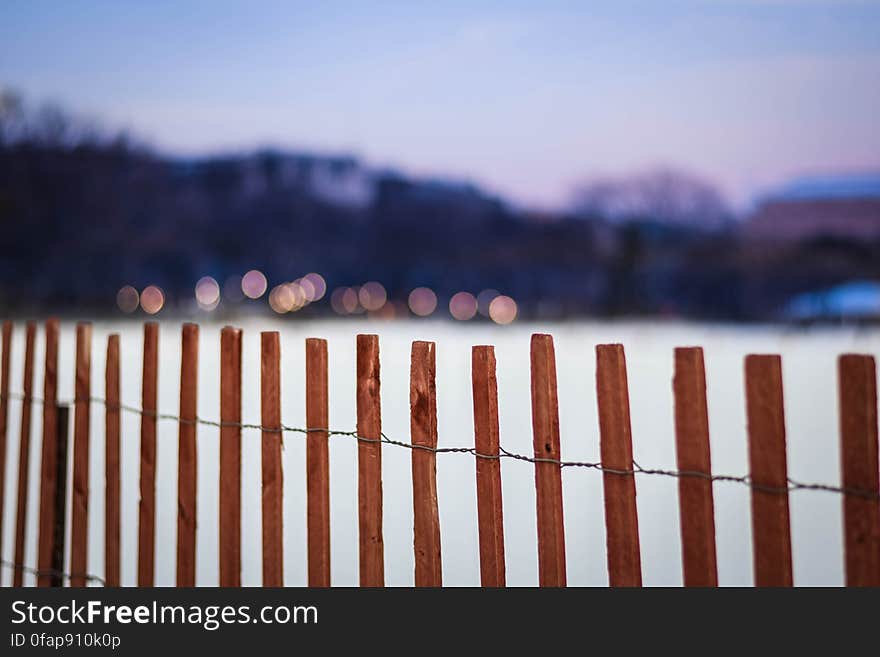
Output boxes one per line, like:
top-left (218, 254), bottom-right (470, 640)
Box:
top-left (1, 318), bottom-right (878, 586)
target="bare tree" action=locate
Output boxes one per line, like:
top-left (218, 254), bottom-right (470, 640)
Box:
top-left (571, 168), bottom-right (730, 229)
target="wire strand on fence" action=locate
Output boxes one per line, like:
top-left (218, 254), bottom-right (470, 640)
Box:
top-left (0, 558), bottom-right (106, 586)
top-left (2, 391), bottom-right (877, 501)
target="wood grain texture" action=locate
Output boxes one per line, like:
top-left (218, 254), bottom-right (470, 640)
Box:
top-left (219, 327), bottom-right (242, 587)
top-left (69, 322), bottom-right (92, 587)
top-left (472, 345), bottom-right (505, 587)
top-left (356, 334), bottom-right (384, 586)
top-left (410, 341), bottom-right (442, 587)
top-left (745, 354), bottom-right (793, 587)
top-left (260, 331), bottom-right (283, 587)
top-left (838, 354), bottom-right (879, 587)
top-left (104, 334), bottom-right (121, 587)
top-left (12, 321), bottom-right (36, 586)
top-left (138, 322), bottom-right (159, 586)
top-left (673, 347), bottom-right (718, 587)
top-left (596, 343), bottom-right (642, 587)
top-left (36, 317), bottom-right (59, 587)
top-left (306, 338), bottom-right (330, 587)
top-left (176, 323), bottom-right (198, 586)
top-left (530, 334), bottom-right (566, 587)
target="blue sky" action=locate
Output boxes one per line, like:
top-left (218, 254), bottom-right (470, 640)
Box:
top-left (2, 0), bottom-right (879, 208)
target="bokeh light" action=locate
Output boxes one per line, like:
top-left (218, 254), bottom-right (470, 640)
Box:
top-left (195, 276), bottom-right (220, 310)
top-left (449, 291), bottom-right (478, 320)
top-left (116, 285), bottom-right (139, 313)
top-left (241, 269), bottom-right (268, 299)
top-left (140, 285), bottom-right (165, 314)
top-left (303, 272), bottom-right (326, 301)
top-left (268, 284), bottom-right (295, 313)
top-left (297, 277), bottom-right (316, 303)
top-left (489, 295), bottom-right (517, 324)
top-left (477, 289), bottom-right (500, 317)
top-left (359, 281), bottom-right (387, 311)
top-left (342, 287), bottom-right (359, 313)
top-left (330, 286), bottom-right (360, 314)
top-left (408, 287), bottom-right (437, 317)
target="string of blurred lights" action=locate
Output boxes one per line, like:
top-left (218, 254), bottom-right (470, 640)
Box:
top-left (115, 271), bottom-right (518, 323)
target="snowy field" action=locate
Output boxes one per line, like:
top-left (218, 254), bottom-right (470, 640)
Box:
top-left (1, 318), bottom-right (878, 587)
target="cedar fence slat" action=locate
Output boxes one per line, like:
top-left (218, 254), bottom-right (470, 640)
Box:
top-left (410, 340), bottom-right (442, 587)
top-left (36, 317), bottom-right (59, 587)
top-left (530, 334), bottom-right (566, 587)
top-left (838, 354), bottom-right (879, 587)
top-left (0, 321), bottom-right (11, 585)
top-left (673, 347), bottom-right (718, 587)
top-left (50, 405), bottom-right (69, 587)
top-left (176, 323), bottom-right (198, 586)
top-left (356, 334), bottom-right (384, 587)
top-left (137, 321), bottom-right (159, 586)
top-left (104, 334), bottom-right (121, 587)
top-left (69, 322), bottom-right (92, 587)
top-left (7, 321), bottom-right (880, 590)
top-left (260, 331), bottom-right (283, 587)
top-left (306, 338), bottom-right (330, 587)
top-left (12, 321), bottom-right (36, 587)
top-left (744, 354), bottom-right (793, 587)
top-left (219, 326), bottom-right (242, 587)
top-left (596, 343), bottom-right (642, 587)
top-left (471, 345), bottom-right (505, 587)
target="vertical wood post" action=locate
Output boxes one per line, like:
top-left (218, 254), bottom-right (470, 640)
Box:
top-left (596, 343), bottom-right (642, 587)
top-left (673, 347), bottom-right (718, 587)
top-left (356, 334), bottom-right (384, 586)
top-left (177, 323), bottom-right (198, 586)
top-left (0, 320), bottom-right (11, 582)
top-left (219, 326), bottom-right (242, 587)
top-left (50, 405), bottom-right (69, 587)
top-left (36, 317), bottom-right (59, 587)
top-left (410, 341), bottom-right (442, 587)
top-left (530, 334), bottom-right (566, 586)
top-left (306, 338), bottom-right (330, 587)
top-left (12, 321), bottom-right (36, 586)
top-left (260, 332), bottom-right (283, 587)
top-left (472, 345), bottom-right (506, 587)
top-left (69, 322), bottom-right (92, 587)
top-left (745, 354), bottom-right (793, 587)
top-left (105, 334), bottom-right (121, 587)
top-left (138, 322), bottom-right (159, 587)
top-left (838, 354), bottom-right (879, 586)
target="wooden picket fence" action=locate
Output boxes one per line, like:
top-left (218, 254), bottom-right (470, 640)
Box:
top-left (0, 318), bottom-right (878, 587)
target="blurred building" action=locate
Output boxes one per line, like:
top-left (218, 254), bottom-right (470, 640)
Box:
top-left (746, 174), bottom-right (880, 243)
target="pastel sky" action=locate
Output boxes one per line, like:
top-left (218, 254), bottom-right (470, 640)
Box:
top-left (2, 0), bottom-right (879, 209)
